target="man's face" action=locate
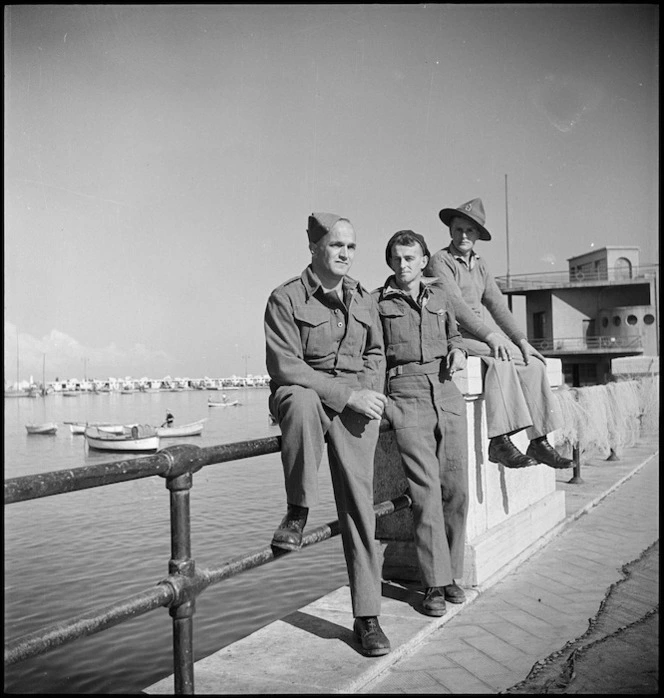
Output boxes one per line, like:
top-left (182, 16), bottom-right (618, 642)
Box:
top-left (450, 216), bottom-right (481, 254)
top-left (310, 220), bottom-right (356, 283)
top-left (388, 242), bottom-right (427, 288)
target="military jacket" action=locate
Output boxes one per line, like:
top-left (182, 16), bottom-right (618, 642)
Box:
top-left (264, 265), bottom-right (385, 414)
top-left (372, 278), bottom-right (465, 369)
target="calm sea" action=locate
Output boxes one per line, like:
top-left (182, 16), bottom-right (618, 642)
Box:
top-left (4, 388), bottom-right (349, 694)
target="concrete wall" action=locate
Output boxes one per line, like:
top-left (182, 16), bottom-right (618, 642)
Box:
top-left (374, 357), bottom-right (566, 588)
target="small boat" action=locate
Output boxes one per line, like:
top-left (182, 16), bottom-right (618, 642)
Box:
top-left (26, 422), bottom-right (58, 435)
top-left (62, 390), bottom-right (80, 397)
top-left (84, 425), bottom-right (159, 452)
top-left (97, 424), bottom-right (134, 434)
top-left (156, 418), bottom-right (207, 437)
top-left (65, 421), bottom-right (124, 435)
top-left (5, 389), bottom-right (38, 398)
top-left (208, 398), bottom-right (240, 408)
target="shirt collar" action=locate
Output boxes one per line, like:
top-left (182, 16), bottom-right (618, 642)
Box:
top-left (302, 265), bottom-right (361, 300)
top-left (447, 243), bottom-right (479, 267)
top-left (380, 276), bottom-right (431, 303)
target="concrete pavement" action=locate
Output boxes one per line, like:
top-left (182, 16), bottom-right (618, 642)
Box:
top-left (144, 431), bottom-right (658, 695)
top-left (362, 431), bottom-right (659, 694)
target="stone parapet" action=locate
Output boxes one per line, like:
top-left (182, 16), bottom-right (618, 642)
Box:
top-left (374, 357), bottom-right (567, 588)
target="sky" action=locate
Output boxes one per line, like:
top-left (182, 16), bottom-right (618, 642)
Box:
top-left (4, 4), bottom-right (659, 384)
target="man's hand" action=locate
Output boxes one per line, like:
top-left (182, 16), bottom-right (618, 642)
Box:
top-left (518, 339), bottom-right (546, 365)
top-left (486, 332), bottom-right (515, 361)
top-left (346, 389), bottom-right (388, 420)
top-left (447, 348), bottom-right (467, 374)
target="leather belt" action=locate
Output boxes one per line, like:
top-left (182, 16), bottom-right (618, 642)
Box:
top-left (387, 359), bottom-right (443, 379)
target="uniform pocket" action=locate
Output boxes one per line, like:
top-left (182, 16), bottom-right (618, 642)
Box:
top-left (293, 305), bottom-right (331, 357)
top-left (435, 392), bottom-right (467, 471)
top-left (378, 303), bottom-right (410, 346)
top-left (424, 305), bottom-right (449, 342)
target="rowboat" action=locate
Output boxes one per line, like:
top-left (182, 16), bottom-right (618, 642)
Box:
top-left (26, 422), bottom-right (58, 435)
top-left (208, 399), bottom-right (240, 408)
top-left (98, 424), bottom-right (134, 434)
top-left (84, 425), bottom-right (159, 452)
top-left (65, 421), bottom-right (125, 435)
top-left (156, 418), bottom-right (207, 438)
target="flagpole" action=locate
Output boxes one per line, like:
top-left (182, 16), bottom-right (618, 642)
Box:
top-left (505, 174), bottom-right (512, 311)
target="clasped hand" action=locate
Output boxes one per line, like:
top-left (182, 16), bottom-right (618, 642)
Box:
top-left (347, 389), bottom-right (388, 420)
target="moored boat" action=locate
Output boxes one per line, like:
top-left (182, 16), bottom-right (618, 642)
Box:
top-left (84, 425), bottom-right (159, 452)
top-left (6, 389), bottom-right (38, 398)
top-left (208, 398), bottom-right (240, 407)
top-left (26, 422), bottom-right (58, 435)
top-left (65, 421), bottom-right (125, 435)
top-left (156, 418), bottom-right (207, 437)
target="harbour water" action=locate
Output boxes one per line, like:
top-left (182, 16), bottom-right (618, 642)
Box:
top-left (4, 388), bottom-right (349, 694)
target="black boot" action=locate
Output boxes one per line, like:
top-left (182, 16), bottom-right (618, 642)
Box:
top-left (527, 436), bottom-right (573, 469)
top-left (488, 435), bottom-right (539, 468)
top-left (353, 616), bottom-right (391, 656)
top-left (271, 503), bottom-right (308, 551)
top-left (422, 587), bottom-right (447, 617)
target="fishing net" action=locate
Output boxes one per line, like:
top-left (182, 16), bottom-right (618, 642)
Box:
top-left (554, 375), bottom-right (659, 460)
top-left (635, 374), bottom-right (660, 433)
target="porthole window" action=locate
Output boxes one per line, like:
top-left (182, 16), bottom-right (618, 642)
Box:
top-left (601, 317), bottom-right (609, 328)
top-left (613, 316), bottom-right (621, 327)
top-left (644, 314), bottom-right (655, 325)
top-left (627, 315), bottom-right (638, 325)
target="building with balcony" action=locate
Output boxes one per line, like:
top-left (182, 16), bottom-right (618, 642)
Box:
top-left (496, 246), bottom-right (659, 386)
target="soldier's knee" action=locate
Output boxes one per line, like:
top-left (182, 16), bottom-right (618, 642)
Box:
top-left (281, 385), bottom-right (321, 417)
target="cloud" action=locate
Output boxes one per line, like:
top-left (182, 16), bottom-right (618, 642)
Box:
top-left (531, 74), bottom-right (604, 133)
top-left (4, 322), bottom-right (173, 382)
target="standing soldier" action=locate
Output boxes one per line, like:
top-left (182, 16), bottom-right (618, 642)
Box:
top-left (373, 230), bottom-right (469, 617)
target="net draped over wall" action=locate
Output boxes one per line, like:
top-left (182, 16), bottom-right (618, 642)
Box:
top-left (554, 376), bottom-right (659, 459)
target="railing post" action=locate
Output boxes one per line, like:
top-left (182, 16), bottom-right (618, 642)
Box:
top-left (165, 470), bottom-right (195, 695)
top-left (568, 444), bottom-right (584, 484)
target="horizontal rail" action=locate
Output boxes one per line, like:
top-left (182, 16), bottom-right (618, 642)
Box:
top-left (5, 585), bottom-right (174, 666)
top-left (530, 336), bottom-right (644, 352)
top-left (4, 436), bottom-right (282, 504)
top-left (4, 493), bottom-right (412, 666)
top-left (495, 263), bottom-right (658, 289)
top-left (6, 422), bottom-right (392, 505)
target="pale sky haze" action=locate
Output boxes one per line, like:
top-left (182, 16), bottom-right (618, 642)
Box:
top-left (4, 4), bottom-right (659, 384)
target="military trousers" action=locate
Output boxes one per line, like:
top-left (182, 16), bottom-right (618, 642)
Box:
top-left (463, 335), bottom-right (564, 440)
top-left (386, 373), bottom-right (468, 584)
top-left (270, 384), bottom-right (382, 618)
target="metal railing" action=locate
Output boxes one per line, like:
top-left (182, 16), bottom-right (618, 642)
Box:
top-left (496, 263), bottom-right (658, 290)
top-left (4, 435), bottom-right (411, 694)
top-left (530, 335), bottom-right (643, 352)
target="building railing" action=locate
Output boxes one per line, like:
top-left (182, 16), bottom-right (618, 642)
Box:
top-left (4, 434), bottom-right (411, 695)
top-left (496, 263), bottom-right (659, 290)
top-left (531, 335), bottom-right (643, 352)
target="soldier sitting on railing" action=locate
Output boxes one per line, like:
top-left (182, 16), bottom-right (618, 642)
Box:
top-left (425, 198), bottom-right (572, 470)
top-left (264, 212), bottom-right (391, 658)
